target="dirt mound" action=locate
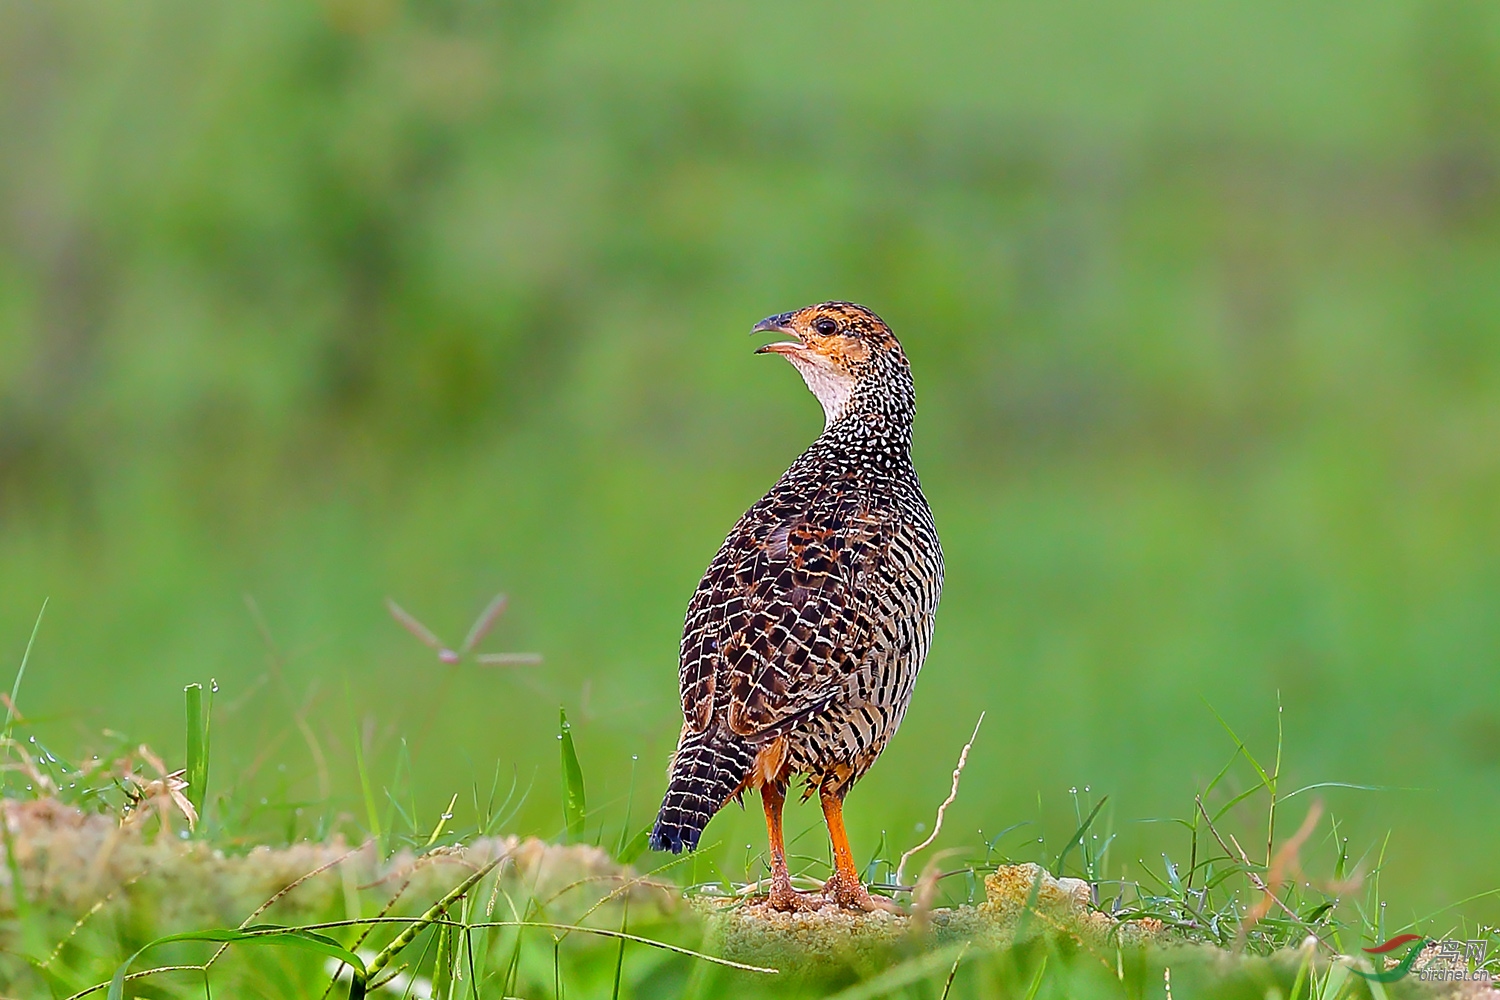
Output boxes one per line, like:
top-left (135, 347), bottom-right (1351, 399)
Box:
top-left (0, 798), bottom-right (668, 931)
top-left (699, 862), bottom-right (1163, 972)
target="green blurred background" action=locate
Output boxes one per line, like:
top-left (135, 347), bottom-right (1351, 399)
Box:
top-left (2, 0), bottom-right (1498, 924)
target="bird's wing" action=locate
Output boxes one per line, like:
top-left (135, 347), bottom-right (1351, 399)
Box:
top-left (678, 487), bottom-right (890, 739)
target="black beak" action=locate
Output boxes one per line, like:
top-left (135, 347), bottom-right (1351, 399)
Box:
top-left (752, 312), bottom-right (796, 336)
top-left (752, 312), bottom-right (799, 354)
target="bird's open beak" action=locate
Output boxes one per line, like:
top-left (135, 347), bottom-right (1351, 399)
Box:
top-left (752, 312), bottom-right (803, 355)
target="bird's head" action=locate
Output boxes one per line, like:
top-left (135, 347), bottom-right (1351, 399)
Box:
top-left (752, 301), bottom-right (908, 428)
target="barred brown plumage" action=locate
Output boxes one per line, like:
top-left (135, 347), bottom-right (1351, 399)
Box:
top-left (649, 302), bottom-right (943, 912)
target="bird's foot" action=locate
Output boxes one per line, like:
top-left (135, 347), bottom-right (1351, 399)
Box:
top-left (822, 871), bottom-right (902, 913)
top-left (762, 878), bottom-right (825, 913)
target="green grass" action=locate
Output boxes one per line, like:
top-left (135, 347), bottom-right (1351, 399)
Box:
top-left (0, 627), bottom-right (1489, 997)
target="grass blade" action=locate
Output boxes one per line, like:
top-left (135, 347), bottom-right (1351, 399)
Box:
top-left (559, 707), bottom-right (587, 841)
top-left (939, 942), bottom-right (969, 1000)
top-left (825, 942), bottom-right (968, 1000)
top-left (183, 683), bottom-right (209, 821)
top-left (432, 921), bottom-right (455, 1000)
top-left (4, 598), bottom-right (47, 742)
top-left (616, 754), bottom-right (639, 858)
top-left (1012, 866), bottom-right (1047, 942)
top-left (103, 926), bottom-right (366, 1000)
top-left (1051, 795), bottom-right (1107, 876)
top-left (1205, 702), bottom-right (1273, 798)
top-left (362, 859), bottom-right (501, 989)
top-left (252, 916), bottom-right (778, 975)
top-left (611, 894), bottom-right (630, 1000)
top-left (1279, 781), bottom-right (1389, 801)
top-left (347, 684), bottom-right (383, 854)
top-left (1021, 952), bottom-right (1048, 1000)
top-left (461, 920), bottom-right (777, 973)
top-left (617, 824), bottom-right (652, 865)
top-left (425, 792), bottom-right (459, 848)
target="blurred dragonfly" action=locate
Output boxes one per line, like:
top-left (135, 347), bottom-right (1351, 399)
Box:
top-left (385, 592), bottom-right (543, 667)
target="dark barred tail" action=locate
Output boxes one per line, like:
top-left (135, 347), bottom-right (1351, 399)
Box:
top-left (649, 729), bottom-right (756, 854)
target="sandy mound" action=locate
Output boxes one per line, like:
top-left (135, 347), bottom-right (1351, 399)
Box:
top-left (699, 862), bottom-right (1163, 972)
top-left (0, 798), bottom-right (669, 931)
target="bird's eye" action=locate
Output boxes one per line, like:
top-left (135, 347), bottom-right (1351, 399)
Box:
top-left (813, 318), bottom-right (839, 336)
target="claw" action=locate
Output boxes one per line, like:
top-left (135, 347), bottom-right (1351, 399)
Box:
top-left (821, 871), bottom-right (902, 912)
top-left (763, 882), bottom-right (826, 912)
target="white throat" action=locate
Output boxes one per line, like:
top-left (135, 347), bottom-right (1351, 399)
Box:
top-left (787, 354), bottom-right (857, 429)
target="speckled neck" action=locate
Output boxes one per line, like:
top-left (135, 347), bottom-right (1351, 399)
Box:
top-left (812, 356), bottom-right (917, 474)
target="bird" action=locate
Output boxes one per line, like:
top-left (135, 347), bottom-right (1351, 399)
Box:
top-left (648, 301), bottom-right (944, 912)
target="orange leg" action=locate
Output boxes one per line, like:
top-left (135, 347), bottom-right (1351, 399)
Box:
top-left (820, 786), bottom-right (898, 912)
top-left (761, 783), bottom-right (820, 912)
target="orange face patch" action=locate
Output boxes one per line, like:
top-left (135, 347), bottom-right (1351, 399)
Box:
top-left (806, 333), bottom-right (871, 366)
top-left (785, 301), bottom-right (897, 359)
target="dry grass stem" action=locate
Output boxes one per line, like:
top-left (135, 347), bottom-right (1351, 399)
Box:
top-left (1236, 799), bottom-right (1322, 941)
top-left (127, 745), bottom-right (197, 832)
top-left (897, 712), bottom-right (985, 886)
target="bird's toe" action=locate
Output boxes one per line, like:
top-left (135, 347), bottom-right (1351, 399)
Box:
top-left (764, 883), bottom-right (825, 913)
top-left (821, 872), bottom-right (900, 912)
